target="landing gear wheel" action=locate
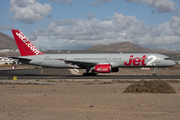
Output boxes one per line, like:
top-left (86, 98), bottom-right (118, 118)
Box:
top-left (83, 73), bottom-right (97, 76)
top-left (152, 67), bottom-right (158, 76)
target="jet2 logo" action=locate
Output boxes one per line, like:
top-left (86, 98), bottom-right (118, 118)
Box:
top-left (16, 32), bottom-right (28, 43)
top-left (16, 32), bottom-right (40, 55)
top-left (124, 55), bottom-right (147, 66)
top-left (124, 55), bottom-right (157, 66)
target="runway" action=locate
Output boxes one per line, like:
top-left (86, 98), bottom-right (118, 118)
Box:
top-left (0, 68), bottom-right (180, 80)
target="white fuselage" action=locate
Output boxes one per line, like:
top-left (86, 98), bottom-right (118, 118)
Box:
top-left (18, 53), bottom-right (176, 69)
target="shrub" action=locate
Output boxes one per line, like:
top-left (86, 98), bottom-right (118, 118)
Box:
top-left (123, 80), bottom-right (176, 94)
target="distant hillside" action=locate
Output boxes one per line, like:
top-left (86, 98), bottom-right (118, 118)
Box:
top-left (0, 32), bottom-right (17, 49)
top-left (86, 41), bottom-right (180, 54)
top-left (0, 31), bottom-right (180, 55)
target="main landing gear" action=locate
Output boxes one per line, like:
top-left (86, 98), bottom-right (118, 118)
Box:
top-left (83, 73), bottom-right (97, 76)
top-left (83, 67), bottom-right (97, 76)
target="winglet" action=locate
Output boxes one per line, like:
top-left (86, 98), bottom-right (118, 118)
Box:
top-left (11, 30), bottom-right (44, 56)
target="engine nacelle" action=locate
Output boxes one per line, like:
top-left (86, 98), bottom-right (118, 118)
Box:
top-left (95, 64), bottom-right (111, 73)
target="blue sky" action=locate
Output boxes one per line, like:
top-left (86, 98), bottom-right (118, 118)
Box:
top-left (1, 0), bottom-right (180, 50)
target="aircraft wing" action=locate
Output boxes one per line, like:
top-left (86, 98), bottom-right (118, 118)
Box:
top-left (58, 59), bottom-right (97, 67)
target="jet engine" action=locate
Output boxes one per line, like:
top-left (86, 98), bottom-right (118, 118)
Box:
top-left (93, 64), bottom-right (119, 73)
top-left (95, 64), bottom-right (111, 73)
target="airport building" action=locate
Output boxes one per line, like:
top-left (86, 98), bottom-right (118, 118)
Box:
top-left (0, 57), bottom-right (16, 65)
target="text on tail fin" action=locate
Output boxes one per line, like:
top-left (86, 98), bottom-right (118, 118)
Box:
top-left (12, 30), bottom-right (43, 56)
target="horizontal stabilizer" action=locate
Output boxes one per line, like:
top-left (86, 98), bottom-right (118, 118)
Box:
top-left (9, 57), bottom-right (32, 61)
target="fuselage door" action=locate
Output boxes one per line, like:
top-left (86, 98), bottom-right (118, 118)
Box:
top-left (38, 56), bottom-right (43, 63)
top-left (122, 56), bottom-right (126, 63)
top-left (156, 57), bottom-right (160, 63)
top-left (66, 57), bottom-right (70, 60)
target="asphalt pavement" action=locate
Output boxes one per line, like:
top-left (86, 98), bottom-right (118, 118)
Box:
top-left (0, 68), bottom-right (180, 80)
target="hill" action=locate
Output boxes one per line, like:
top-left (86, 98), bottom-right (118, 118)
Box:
top-left (0, 32), bottom-right (17, 49)
top-left (86, 41), bottom-right (180, 54)
top-left (0, 31), bottom-right (179, 55)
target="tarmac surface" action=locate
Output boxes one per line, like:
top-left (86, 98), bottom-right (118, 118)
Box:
top-left (0, 68), bottom-right (180, 80)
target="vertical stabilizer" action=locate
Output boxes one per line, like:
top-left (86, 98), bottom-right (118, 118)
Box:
top-left (11, 30), bottom-right (44, 56)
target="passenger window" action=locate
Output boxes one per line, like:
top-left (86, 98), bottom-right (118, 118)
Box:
top-left (164, 58), bottom-right (171, 60)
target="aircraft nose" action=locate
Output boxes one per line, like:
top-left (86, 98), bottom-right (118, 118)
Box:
top-left (171, 60), bottom-right (176, 66)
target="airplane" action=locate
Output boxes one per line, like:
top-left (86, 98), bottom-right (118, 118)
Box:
top-left (11, 29), bottom-right (176, 76)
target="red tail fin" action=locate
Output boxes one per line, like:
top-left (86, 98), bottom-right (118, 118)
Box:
top-left (11, 30), bottom-right (44, 56)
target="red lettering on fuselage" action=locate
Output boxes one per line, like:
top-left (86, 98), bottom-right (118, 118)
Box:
top-left (124, 55), bottom-right (133, 66)
top-left (124, 55), bottom-right (147, 66)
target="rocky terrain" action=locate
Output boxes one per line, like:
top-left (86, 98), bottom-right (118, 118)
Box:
top-left (86, 41), bottom-right (180, 54)
top-left (1, 31), bottom-right (180, 54)
top-left (0, 32), bottom-right (17, 49)
top-left (0, 81), bottom-right (180, 120)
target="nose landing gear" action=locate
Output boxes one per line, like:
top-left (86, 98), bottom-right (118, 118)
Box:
top-left (153, 67), bottom-right (158, 76)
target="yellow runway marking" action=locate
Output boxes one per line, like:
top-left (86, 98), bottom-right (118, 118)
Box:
top-left (41, 69), bottom-right (43, 74)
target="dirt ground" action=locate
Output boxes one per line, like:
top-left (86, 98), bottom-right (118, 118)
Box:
top-left (0, 81), bottom-right (180, 120)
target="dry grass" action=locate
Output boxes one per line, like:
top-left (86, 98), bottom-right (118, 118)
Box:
top-left (123, 80), bottom-right (176, 94)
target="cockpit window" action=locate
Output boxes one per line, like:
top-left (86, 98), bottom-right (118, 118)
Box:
top-left (164, 58), bottom-right (171, 60)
